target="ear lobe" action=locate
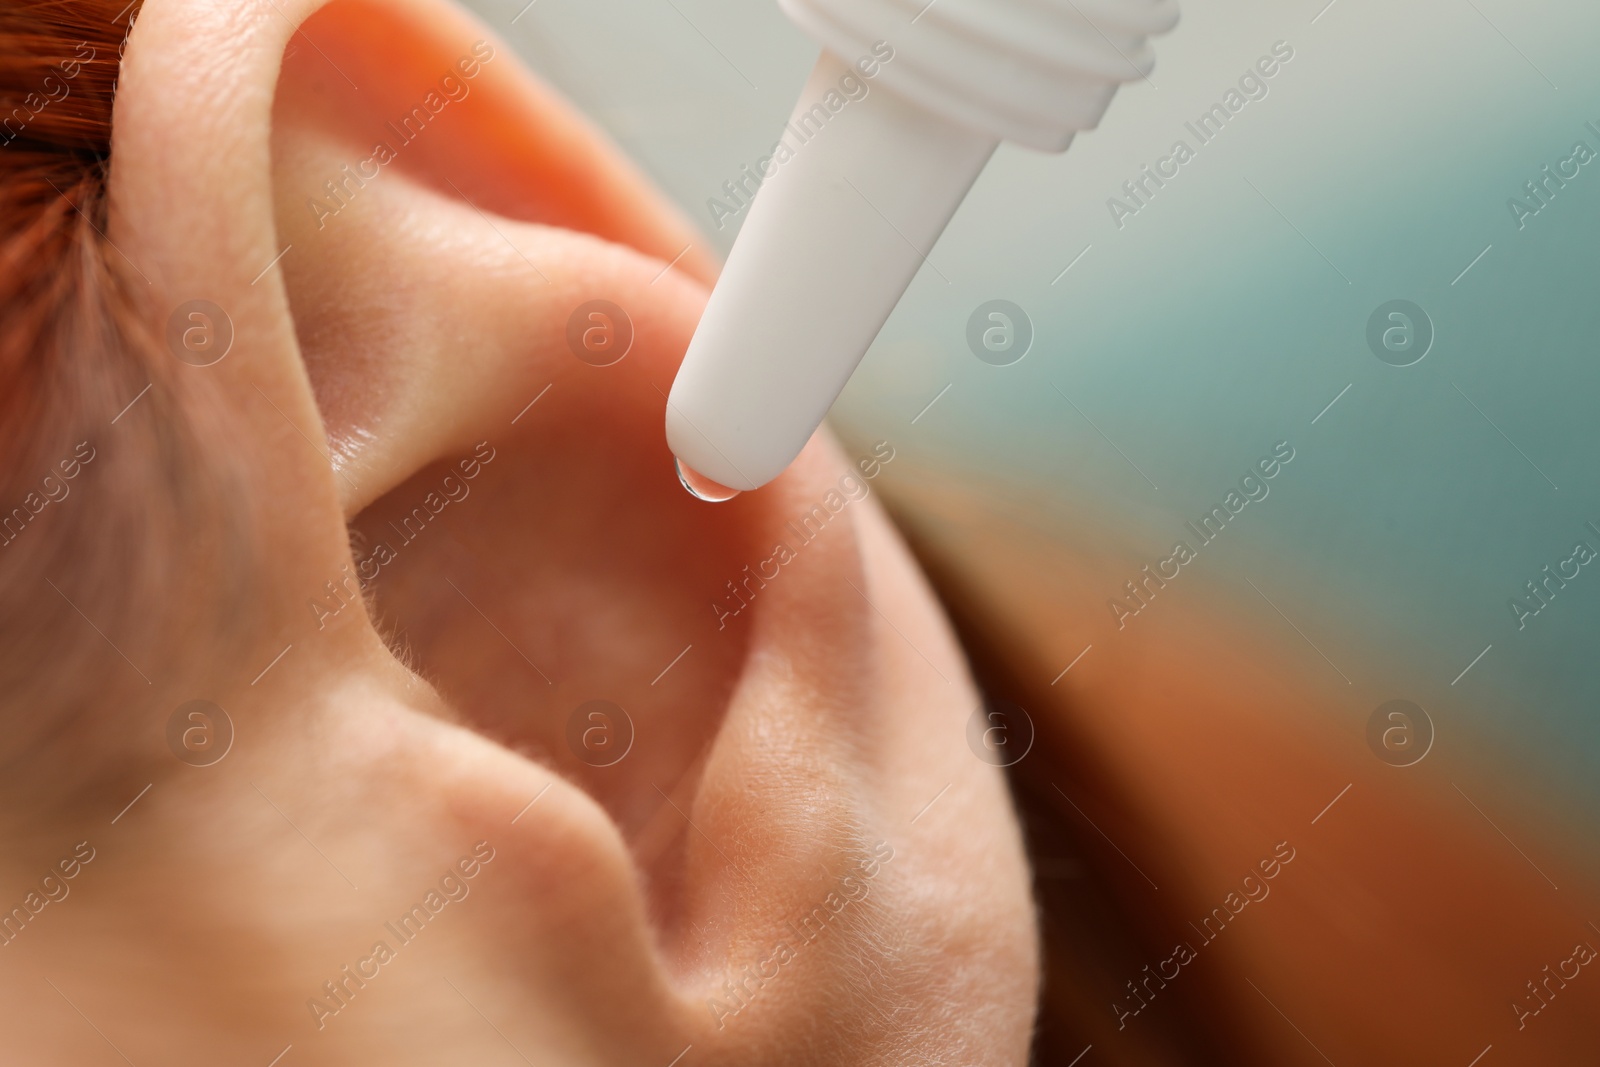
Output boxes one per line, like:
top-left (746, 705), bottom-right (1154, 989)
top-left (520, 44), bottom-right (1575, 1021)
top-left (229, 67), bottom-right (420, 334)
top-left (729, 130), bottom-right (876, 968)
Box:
top-left (268, 0), bottom-right (719, 516)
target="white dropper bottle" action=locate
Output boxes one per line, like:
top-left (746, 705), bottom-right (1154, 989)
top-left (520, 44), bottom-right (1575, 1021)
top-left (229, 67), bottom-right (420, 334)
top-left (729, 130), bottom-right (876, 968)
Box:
top-left (667, 0), bottom-right (1179, 499)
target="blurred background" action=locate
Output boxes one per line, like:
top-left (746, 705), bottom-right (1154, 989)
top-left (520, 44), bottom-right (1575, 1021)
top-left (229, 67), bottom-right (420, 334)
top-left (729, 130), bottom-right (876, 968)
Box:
top-left (461, 0), bottom-right (1600, 1062)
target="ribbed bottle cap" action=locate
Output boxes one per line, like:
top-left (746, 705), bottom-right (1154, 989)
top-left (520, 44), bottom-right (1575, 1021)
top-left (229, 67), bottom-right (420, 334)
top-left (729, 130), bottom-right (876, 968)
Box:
top-left (779, 0), bottom-right (1178, 151)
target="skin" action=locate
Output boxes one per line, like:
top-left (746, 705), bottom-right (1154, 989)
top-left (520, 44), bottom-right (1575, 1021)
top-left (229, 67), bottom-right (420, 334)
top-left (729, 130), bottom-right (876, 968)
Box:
top-left (0, 0), bottom-right (1036, 1063)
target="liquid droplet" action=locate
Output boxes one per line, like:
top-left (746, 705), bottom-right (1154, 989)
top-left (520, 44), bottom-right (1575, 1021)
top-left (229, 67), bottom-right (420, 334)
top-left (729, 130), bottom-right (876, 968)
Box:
top-left (675, 457), bottom-right (741, 502)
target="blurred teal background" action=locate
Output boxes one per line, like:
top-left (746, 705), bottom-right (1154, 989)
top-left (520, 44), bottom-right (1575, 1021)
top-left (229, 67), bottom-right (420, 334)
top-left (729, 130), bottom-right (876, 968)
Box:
top-left (462, 0), bottom-right (1600, 807)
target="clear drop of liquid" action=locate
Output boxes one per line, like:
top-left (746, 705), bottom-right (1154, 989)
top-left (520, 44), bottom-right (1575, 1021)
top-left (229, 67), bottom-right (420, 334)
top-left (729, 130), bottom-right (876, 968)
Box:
top-left (675, 457), bottom-right (742, 502)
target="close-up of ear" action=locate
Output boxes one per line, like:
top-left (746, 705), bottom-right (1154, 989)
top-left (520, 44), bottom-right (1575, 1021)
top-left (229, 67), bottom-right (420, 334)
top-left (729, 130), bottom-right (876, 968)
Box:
top-left (11, 0), bottom-right (1592, 1062)
top-left (19, 0), bottom-right (1042, 1063)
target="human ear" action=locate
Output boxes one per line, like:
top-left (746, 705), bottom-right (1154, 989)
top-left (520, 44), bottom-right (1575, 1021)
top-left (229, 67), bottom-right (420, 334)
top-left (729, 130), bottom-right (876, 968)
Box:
top-left (265, 4), bottom-right (1038, 1055)
top-left (101, 1), bottom-right (1038, 1062)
